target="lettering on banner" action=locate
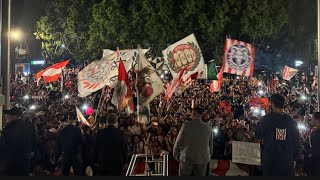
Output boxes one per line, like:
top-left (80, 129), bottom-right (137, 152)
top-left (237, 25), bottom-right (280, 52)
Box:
top-left (232, 141), bottom-right (261, 166)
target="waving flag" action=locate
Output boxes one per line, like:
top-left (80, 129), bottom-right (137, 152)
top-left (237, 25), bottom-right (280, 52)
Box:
top-left (35, 59), bottom-right (70, 83)
top-left (176, 72), bottom-right (198, 94)
top-left (137, 47), bottom-right (164, 107)
top-left (78, 49), bottom-right (134, 97)
top-left (282, 65), bottom-right (298, 81)
top-left (210, 67), bottom-right (223, 92)
top-left (165, 67), bottom-right (187, 101)
top-left (111, 53), bottom-right (134, 114)
top-left (207, 61), bottom-right (218, 80)
top-left (163, 33), bottom-right (205, 79)
top-left (222, 39), bottom-right (255, 77)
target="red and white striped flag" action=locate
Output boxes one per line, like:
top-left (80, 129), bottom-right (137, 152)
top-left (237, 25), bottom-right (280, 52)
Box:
top-left (282, 65), bottom-right (298, 81)
top-left (222, 39), bottom-right (255, 77)
top-left (210, 66), bottom-right (223, 92)
top-left (36, 60), bottom-right (70, 83)
top-left (165, 67), bottom-right (187, 101)
top-left (176, 72), bottom-right (198, 94)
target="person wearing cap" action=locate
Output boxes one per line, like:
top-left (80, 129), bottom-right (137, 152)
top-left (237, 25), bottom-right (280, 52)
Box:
top-left (255, 94), bottom-right (301, 176)
top-left (173, 107), bottom-right (213, 176)
top-left (1, 107), bottom-right (38, 176)
top-left (309, 112), bottom-right (320, 175)
top-left (95, 113), bottom-right (128, 176)
top-left (56, 112), bottom-right (85, 176)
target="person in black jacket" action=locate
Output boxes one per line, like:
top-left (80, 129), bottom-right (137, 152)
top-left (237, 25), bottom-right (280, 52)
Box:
top-left (57, 112), bottom-right (85, 176)
top-left (95, 113), bottom-right (128, 176)
top-left (1, 107), bottom-right (38, 176)
top-left (309, 112), bottom-right (320, 176)
top-left (255, 94), bottom-right (301, 176)
top-left (81, 125), bottom-right (95, 176)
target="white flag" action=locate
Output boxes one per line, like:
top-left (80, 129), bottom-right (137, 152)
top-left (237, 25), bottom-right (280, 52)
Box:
top-left (137, 47), bottom-right (164, 107)
top-left (162, 33), bottom-right (205, 79)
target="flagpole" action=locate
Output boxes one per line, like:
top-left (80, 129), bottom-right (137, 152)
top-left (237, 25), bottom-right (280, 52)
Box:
top-left (136, 47), bottom-right (140, 123)
top-left (60, 68), bottom-right (63, 92)
top-left (94, 86), bottom-right (106, 124)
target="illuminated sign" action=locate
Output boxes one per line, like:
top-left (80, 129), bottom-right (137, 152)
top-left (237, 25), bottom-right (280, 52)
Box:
top-left (31, 60), bottom-right (45, 65)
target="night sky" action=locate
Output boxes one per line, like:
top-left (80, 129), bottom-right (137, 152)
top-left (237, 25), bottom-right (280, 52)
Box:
top-left (11, 0), bottom-right (44, 60)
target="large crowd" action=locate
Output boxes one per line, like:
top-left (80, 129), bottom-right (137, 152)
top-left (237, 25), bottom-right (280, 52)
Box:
top-left (0, 66), bottom-right (319, 176)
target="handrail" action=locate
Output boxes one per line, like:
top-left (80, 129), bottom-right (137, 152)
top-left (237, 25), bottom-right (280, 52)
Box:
top-left (126, 154), bottom-right (169, 176)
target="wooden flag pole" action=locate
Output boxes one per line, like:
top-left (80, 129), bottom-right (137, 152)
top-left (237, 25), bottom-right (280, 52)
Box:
top-left (94, 86), bottom-right (106, 125)
top-left (136, 46), bottom-right (140, 123)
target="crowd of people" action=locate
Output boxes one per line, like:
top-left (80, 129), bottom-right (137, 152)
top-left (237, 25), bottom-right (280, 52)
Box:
top-left (0, 66), bottom-right (320, 176)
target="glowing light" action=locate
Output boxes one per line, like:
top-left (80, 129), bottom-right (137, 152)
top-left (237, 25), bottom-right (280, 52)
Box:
top-left (298, 123), bottom-right (307, 131)
top-left (64, 95), bottom-right (70, 99)
top-left (212, 127), bottom-right (219, 134)
top-left (258, 82), bottom-right (262, 86)
top-left (82, 104), bottom-right (88, 110)
top-left (11, 30), bottom-right (21, 40)
top-left (23, 95), bottom-right (29, 100)
top-left (160, 74), bottom-right (164, 79)
top-left (164, 70), bottom-right (168, 74)
top-left (301, 95), bottom-right (307, 101)
top-left (258, 90), bottom-right (264, 95)
top-left (30, 105), bottom-right (36, 110)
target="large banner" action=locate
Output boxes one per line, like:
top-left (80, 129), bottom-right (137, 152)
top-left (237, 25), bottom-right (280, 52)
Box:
top-left (78, 49), bottom-right (137, 97)
top-left (232, 141), bottom-right (261, 166)
top-left (250, 98), bottom-right (269, 111)
top-left (222, 39), bottom-right (255, 77)
top-left (162, 33), bottom-right (205, 78)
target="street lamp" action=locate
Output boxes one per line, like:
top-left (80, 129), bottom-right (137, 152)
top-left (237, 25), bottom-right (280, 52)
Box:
top-left (11, 30), bottom-right (21, 40)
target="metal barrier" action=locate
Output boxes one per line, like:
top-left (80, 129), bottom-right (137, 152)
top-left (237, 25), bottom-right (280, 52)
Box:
top-left (126, 154), bottom-right (169, 176)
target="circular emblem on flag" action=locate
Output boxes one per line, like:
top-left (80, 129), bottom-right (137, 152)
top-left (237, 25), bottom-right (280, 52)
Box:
top-left (167, 42), bottom-right (201, 73)
top-left (227, 45), bottom-right (251, 71)
top-left (78, 60), bottom-right (117, 91)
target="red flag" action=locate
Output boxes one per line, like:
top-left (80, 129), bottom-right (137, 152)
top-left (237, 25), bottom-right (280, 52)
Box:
top-left (165, 68), bottom-right (187, 101)
top-left (36, 59), bottom-right (70, 83)
top-left (111, 54), bottom-right (134, 113)
top-left (282, 65), bottom-right (298, 81)
top-left (222, 39), bottom-right (255, 77)
top-left (210, 67), bottom-right (223, 92)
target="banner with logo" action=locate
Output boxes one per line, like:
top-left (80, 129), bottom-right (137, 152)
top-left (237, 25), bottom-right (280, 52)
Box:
top-left (232, 141), bottom-right (261, 166)
top-left (78, 49), bottom-right (136, 97)
top-left (222, 39), bottom-right (255, 77)
top-left (249, 98), bottom-right (269, 110)
top-left (162, 33), bottom-right (205, 78)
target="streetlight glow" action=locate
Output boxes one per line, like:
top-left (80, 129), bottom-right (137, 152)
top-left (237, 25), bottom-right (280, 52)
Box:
top-left (11, 30), bottom-right (21, 40)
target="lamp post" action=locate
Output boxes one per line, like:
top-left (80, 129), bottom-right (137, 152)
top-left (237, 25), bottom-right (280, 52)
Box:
top-left (0, 0), bottom-right (11, 130)
top-left (318, 0), bottom-right (320, 111)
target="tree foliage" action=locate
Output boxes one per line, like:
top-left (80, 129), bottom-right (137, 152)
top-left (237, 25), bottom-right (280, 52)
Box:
top-left (35, 0), bottom-right (314, 65)
top-left (34, 0), bottom-right (98, 62)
